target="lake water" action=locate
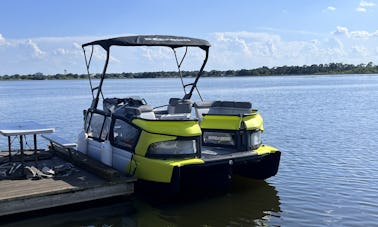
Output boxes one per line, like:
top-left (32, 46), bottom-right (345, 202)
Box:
top-left (1, 75), bottom-right (378, 226)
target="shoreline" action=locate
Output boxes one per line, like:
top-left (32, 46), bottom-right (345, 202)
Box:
top-left (2, 71), bottom-right (378, 81)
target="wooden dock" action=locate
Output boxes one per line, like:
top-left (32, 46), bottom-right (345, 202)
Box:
top-left (0, 148), bottom-right (135, 217)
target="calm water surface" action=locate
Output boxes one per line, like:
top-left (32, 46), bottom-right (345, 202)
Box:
top-left (1, 75), bottom-right (378, 226)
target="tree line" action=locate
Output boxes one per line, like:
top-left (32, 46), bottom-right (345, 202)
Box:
top-left (1, 62), bottom-right (378, 80)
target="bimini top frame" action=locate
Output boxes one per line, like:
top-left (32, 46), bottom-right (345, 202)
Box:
top-left (82, 35), bottom-right (211, 109)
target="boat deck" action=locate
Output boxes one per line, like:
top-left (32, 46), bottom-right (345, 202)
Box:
top-left (0, 150), bottom-right (135, 217)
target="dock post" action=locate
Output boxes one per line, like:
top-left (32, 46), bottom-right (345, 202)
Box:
top-left (34, 134), bottom-right (38, 164)
top-left (8, 136), bottom-right (11, 161)
top-left (19, 135), bottom-right (24, 163)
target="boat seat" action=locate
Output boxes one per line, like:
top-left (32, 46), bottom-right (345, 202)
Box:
top-left (114, 104), bottom-right (156, 120)
top-left (103, 96), bottom-right (146, 114)
top-left (194, 101), bottom-right (252, 119)
top-left (103, 98), bottom-right (125, 114)
top-left (167, 98), bottom-right (193, 114)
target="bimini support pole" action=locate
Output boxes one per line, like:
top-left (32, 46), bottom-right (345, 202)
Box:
top-left (183, 48), bottom-right (209, 100)
top-left (173, 47), bottom-right (188, 95)
top-left (91, 49), bottom-right (110, 109)
top-left (83, 46), bottom-right (95, 99)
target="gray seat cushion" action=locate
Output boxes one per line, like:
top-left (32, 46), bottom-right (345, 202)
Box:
top-left (194, 100), bottom-right (252, 117)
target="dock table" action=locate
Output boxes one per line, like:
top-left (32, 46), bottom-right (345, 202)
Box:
top-left (0, 121), bottom-right (55, 162)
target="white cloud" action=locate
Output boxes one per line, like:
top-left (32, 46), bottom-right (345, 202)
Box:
top-left (207, 27), bottom-right (378, 70)
top-left (356, 0), bottom-right (376, 12)
top-left (73, 42), bottom-right (82, 49)
top-left (0, 33), bottom-right (5, 45)
top-left (1, 29), bottom-right (378, 75)
top-left (350, 30), bottom-right (370, 39)
top-left (213, 31), bottom-right (282, 56)
top-left (333, 26), bottom-right (350, 36)
top-left (333, 26), bottom-right (378, 39)
top-left (0, 34), bottom-right (91, 74)
top-left (214, 33), bottom-right (232, 42)
top-left (56, 48), bottom-right (66, 55)
top-left (352, 45), bottom-right (369, 56)
top-left (360, 0), bottom-right (376, 7)
top-left (211, 31), bottom-right (284, 68)
top-left (327, 6), bottom-right (336, 11)
top-left (235, 37), bottom-right (252, 57)
top-left (27, 39), bottom-right (46, 57)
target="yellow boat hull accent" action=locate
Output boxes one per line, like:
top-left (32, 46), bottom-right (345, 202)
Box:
top-left (133, 119), bottom-right (202, 136)
top-left (129, 156), bottom-right (204, 183)
top-left (200, 112), bottom-right (264, 131)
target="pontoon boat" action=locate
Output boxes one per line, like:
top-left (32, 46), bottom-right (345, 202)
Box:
top-left (78, 35), bottom-right (281, 194)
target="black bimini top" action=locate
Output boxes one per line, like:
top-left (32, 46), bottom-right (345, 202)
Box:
top-left (82, 35), bottom-right (211, 51)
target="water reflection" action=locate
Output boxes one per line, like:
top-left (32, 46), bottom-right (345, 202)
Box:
top-left (1, 177), bottom-right (280, 227)
top-left (133, 177), bottom-right (280, 226)
top-left (2, 76), bottom-right (378, 225)
top-left (0, 199), bottom-right (136, 227)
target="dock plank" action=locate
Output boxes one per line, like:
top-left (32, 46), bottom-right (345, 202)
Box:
top-left (0, 150), bottom-right (135, 216)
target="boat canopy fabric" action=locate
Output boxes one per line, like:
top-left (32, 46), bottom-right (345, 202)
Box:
top-left (82, 35), bottom-right (211, 51)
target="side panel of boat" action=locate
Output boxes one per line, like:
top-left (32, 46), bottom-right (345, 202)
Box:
top-left (77, 130), bottom-right (88, 154)
top-left (135, 159), bottom-right (233, 194)
top-left (134, 131), bottom-right (176, 157)
top-left (243, 114), bottom-right (264, 131)
top-left (233, 145), bottom-right (281, 179)
top-left (112, 146), bottom-right (133, 172)
top-left (82, 138), bottom-right (134, 172)
top-left (132, 119), bottom-right (202, 136)
top-left (200, 115), bottom-right (242, 130)
top-left (172, 160), bottom-right (233, 193)
top-left (87, 139), bottom-right (103, 161)
top-left (256, 144), bottom-right (279, 155)
top-left (200, 113), bottom-right (264, 131)
top-left (131, 156), bottom-right (204, 183)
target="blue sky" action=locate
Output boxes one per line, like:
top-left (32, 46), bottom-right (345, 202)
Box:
top-left (1, 0), bottom-right (378, 75)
